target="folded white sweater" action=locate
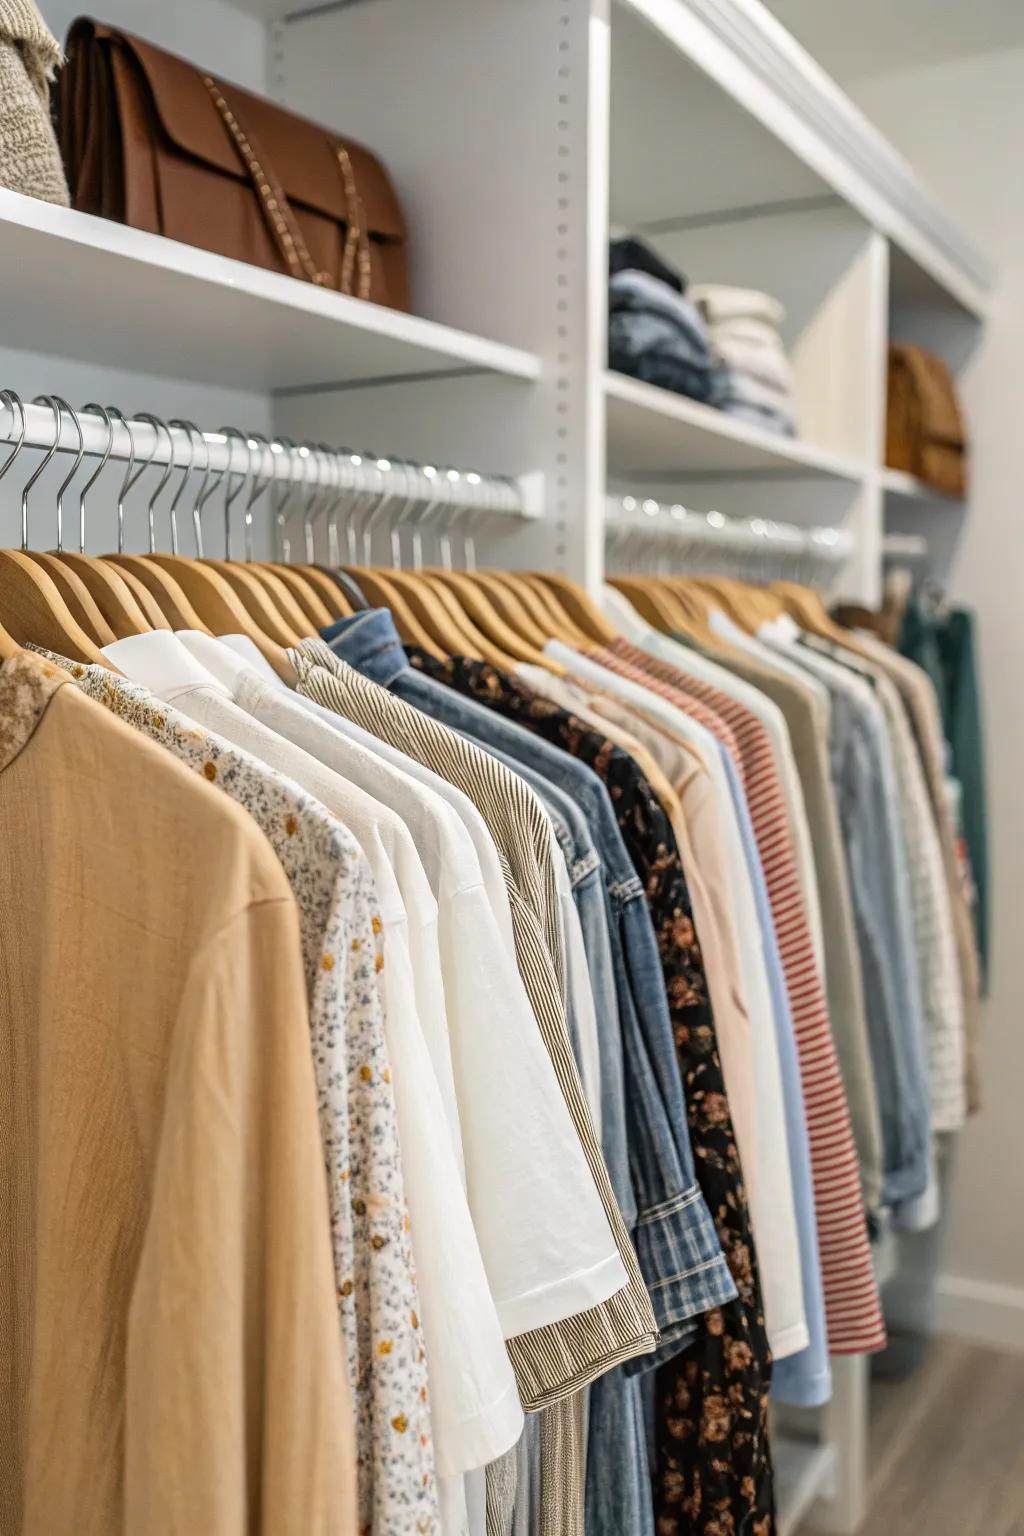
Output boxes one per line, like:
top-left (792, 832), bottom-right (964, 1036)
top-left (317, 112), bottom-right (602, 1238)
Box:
top-left (690, 282), bottom-right (785, 330)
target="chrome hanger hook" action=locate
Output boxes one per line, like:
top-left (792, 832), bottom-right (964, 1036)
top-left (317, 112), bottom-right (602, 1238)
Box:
top-left (218, 427), bottom-right (251, 560)
top-left (131, 413), bottom-right (174, 555)
top-left (271, 436), bottom-right (299, 563)
top-left (194, 429), bottom-right (227, 558)
top-left (167, 419), bottom-right (203, 557)
top-left (244, 432), bottom-right (276, 563)
top-left (51, 397), bottom-right (85, 555)
top-left (0, 391), bottom-right (28, 549)
top-left (25, 396), bottom-right (66, 555)
top-left (101, 407), bottom-right (136, 555)
top-left (78, 404), bottom-right (115, 554)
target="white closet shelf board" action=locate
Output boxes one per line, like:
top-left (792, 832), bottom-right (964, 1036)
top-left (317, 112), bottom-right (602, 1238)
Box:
top-left (775, 1439), bottom-right (836, 1536)
top-left (610, 0), bottom-right (992, 318)
top-left (0, 191), bottom-right (541, 394)
top-left (882, 467), bottom-right (964, 505)
top-left (605, 372), bottom-right (865, 482)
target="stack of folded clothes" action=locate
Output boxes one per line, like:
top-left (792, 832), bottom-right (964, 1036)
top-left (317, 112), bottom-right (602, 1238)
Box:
top-left (608, 236), bottom-right (713, 402)
top-left (690, 282), bottom-right (799, 437)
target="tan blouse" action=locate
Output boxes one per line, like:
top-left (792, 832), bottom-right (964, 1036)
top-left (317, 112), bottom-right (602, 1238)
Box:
top-left (0, 652), bottom-right (355, 1536)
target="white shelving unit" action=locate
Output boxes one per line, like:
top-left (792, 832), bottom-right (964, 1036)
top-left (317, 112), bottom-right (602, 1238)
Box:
top-left (882, 467), bottom-right (963, 504)
top-left (606, 370), bottom-right (866, 482)
top-left (0, 0), bottom-right (989, 1529)
top-left (0, 190), bottom-right (541, 393)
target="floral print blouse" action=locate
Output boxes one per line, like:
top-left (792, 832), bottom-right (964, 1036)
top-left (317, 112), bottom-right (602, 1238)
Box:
top-left (45, 656), bottom-right (439, 1536)
top-left (407, 650), bottom-right (776, 1536)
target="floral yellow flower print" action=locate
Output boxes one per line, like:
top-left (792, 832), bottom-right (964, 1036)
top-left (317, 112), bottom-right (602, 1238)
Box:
top-left (46, 656), bottom-right (440, 1536)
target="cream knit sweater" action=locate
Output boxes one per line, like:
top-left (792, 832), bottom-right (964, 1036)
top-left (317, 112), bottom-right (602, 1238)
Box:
top-left (0, 0), bottom-right (68, 205)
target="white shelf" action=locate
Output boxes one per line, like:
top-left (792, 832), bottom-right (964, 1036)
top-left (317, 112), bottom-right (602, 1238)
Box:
top-left (882, 467), bottom-right (964, 504)
top-left (0, 190), bottom-right (542, 395)
top-left (775, 1438), bottom-right (836, 1536)
top-left (605, 371), bottom-right (866, 482)
top-left (611, 0), bottom-right (991, 318)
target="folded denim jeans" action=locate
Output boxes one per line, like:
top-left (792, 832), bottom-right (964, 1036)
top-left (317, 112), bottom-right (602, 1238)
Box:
top-left (609, 236), bottom-right (685, 294)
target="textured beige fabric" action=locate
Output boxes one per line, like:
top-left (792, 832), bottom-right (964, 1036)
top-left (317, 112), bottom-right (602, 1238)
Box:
top-left (0, 0), bottom-right (69, 205)
top-left (0, 652), bottom-right (354, 1536)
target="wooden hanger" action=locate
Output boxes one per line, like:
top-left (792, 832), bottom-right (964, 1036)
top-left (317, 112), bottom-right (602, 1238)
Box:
top-left (295, 563), bottom-right (353, 617)
top-left (0, 617), bottom-right (19, 659)
top-left (0, 393), bottom-right (113, 664)
top-left (772, 580), bottom-right (844, 639)
top-left (467, 570), bottom-right (559, 653)
top-left (611, 574), bottom-right (691, 637)
top-left (54, 550), bottom-right (155, 637)
top-left (507, 574), bottom-right (590, 646)
top-left (107, 563), bottom-right (172, 629)
top-left (342, 566), bottom-right (446, 658)
top-left (389, 564), bottom-right (520, 666)
top-left (528, 572), bottom-right (619, 647)
top-left (413, 570), bottom-right (531, 669)
top-left (482, 571), bottom-right (563, 646)
top-left (0, 550), bottom-right (112, 663)
top-left (206, 558), bottom-right (305, 646)
top-left (259, 563), bottom-right (336, 628)
top-left (144, 554), bottom-right (293, 677)
top-left (105, 554), bottom-right (213, 632)
top-left (26, 399), bottom-right (159, 640)
top-left (22, 551), bottom-right (116, 645)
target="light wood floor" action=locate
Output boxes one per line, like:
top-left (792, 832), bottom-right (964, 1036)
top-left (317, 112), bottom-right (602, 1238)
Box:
top-left (819, 1337), bottom-right (1024, 1536)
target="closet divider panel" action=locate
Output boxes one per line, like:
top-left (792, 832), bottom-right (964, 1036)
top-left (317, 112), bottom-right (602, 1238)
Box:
top-left (272, 0), bottom-right (611, 583)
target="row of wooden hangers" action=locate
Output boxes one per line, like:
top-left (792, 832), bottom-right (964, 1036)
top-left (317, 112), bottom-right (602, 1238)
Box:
top-left (0, 393), bottom-right (848, 671)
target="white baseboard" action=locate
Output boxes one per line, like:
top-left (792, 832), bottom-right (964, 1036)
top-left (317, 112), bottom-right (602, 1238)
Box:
top-left (882, 1270), bottom-right (1024, 1353)
top-left (933, 1275), bottom-right (1024, 1353)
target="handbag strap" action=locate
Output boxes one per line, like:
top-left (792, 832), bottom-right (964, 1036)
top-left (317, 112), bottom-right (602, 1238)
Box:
top-left (204, 75), bottom-right (372, 299)
top-left (335, 142), bottom-right (372, 301)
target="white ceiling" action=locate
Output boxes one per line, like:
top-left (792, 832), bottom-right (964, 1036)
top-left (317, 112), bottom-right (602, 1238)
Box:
top-left (762, 0), bottom-right (1024, 83)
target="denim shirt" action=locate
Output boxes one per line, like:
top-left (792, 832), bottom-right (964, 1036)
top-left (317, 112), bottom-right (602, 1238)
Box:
top-left (322, 612), bottom-right (736, 1360)
top-left (378, 640), bottom-right (777, 1534)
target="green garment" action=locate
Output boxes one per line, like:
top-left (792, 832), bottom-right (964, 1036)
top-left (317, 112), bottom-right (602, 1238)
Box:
top-left (900, 603), bottom-right (988, 988)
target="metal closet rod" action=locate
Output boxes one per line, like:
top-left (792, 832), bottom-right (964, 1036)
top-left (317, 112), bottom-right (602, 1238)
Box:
top-left (0, 395), bottom-right (527, 517)
top-left (604, 493), bottom-right (853, 562)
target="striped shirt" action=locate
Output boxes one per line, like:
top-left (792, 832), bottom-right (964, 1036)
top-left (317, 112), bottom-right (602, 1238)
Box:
top-left (292, 639), bottom-right (659, 1390)
top-left (291, 640), bottom-right (660, 1536)
top-left (598, 638), bottom-right (886, 1356)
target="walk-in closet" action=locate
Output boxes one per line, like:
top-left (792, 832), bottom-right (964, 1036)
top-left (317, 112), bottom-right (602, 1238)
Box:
top-left (0, 1), bottom-right (1013, 1533)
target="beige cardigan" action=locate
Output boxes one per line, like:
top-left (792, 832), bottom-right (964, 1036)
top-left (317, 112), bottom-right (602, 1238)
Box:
top-left (0, 0), bottom-right (69, 205)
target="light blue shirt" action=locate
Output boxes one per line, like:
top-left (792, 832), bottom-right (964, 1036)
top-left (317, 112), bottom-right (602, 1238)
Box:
top-left (718, 747), bottom-right (832, 1407)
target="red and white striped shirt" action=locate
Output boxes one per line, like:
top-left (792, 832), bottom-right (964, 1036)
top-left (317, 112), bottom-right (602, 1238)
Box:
top-left (597, 637), bottom-right (885, 1356)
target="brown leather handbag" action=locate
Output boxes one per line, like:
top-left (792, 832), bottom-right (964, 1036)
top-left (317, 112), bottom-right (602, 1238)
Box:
top-left (886, 342), bottom-right (967, 497)
top-left (56, 18), bottom-right (411, 311)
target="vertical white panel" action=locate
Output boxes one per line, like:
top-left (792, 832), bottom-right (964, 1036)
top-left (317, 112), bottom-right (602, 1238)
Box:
top-left (276, 0), bottom-right (606, 583)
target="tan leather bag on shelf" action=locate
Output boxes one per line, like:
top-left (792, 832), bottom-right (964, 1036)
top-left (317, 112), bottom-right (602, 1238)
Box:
top-left (886, 342), bottom-right (967, 497)
top-left (56, 18), bottom-right (411, 311)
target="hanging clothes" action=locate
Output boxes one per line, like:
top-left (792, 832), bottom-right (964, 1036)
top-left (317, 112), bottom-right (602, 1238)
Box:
top-left (0, 650), bottom-right (356, 1536)
top-left (900, 601), bottom-right (989, 992)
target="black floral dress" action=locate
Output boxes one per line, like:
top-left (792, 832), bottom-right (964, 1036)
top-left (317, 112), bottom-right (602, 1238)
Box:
top-left (407, 651), bottom-right (776, 1536)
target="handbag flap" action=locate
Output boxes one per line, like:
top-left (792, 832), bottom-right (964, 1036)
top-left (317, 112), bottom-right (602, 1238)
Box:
top-left (890, 343), bottom-right (965, 448)
top-left (95, 22), bottom-right (406, 240)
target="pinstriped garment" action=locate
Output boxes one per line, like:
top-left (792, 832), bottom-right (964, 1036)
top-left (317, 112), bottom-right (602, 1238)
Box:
top-left (599, 639), bottom-right (885, 1356)
top-left (805, 639), bottom-right (965, 1133)
top-left (290, 642), bottom-right (657, 1536)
